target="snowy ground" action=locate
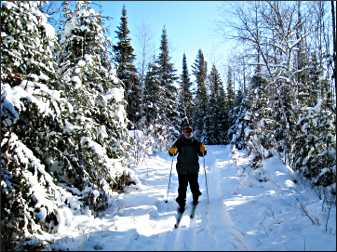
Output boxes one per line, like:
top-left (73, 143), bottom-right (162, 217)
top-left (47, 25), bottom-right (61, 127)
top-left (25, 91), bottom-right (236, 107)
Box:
top-left (47, 145), bottom-right (336, 251)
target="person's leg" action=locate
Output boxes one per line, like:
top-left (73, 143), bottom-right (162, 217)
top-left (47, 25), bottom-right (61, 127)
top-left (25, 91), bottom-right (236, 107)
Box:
top-left (188, 173), bottom-right (202, 205)
top-left (176, 173), bottom-right (188, 210)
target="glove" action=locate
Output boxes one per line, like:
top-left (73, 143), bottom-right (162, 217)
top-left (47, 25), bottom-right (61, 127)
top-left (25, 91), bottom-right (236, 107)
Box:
top-left (168, 146), bottom-right (178, 156)
top-left (200, 144), bottom-right (206, 155)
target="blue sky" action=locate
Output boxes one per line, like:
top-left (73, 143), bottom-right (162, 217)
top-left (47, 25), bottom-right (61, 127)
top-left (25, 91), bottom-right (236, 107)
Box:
top-left (96, 1), bottom-right (238, 81)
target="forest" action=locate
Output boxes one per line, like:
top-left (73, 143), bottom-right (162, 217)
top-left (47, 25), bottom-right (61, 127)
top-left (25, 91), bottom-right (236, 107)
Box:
top-left (1, 1), bottom-right (336, 250)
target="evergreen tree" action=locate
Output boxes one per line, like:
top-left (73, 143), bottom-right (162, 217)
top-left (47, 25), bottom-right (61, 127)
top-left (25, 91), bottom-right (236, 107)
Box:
top-left (1, 2), bottom-right (73, 248)
top-left (226, 66), bottom-right (236, 109)
top-left (156, 27), bottom-right (179, 140)
top-left (192, 49), bottom-right (208, 141)
top-left (1, 2), bottom-right (58, 88)
top-left (178, 53), bottom-right (193, 128)
top-left (58, 2), bottom-right (130, 201)
top-left (143, 61), bottom-right (161, 126)
top-left (290, 100), bottom-right (336, 187)
top-left (218, 80), bottom-right (229, 143)
top-left (113, 6), bottom-right (142, 129)
top-left (1, 2), bottom-right (134, 248)
top-left (142, 60), bottom-right (169, 149)
top-left (241, 70), bottom-right (274, 168)
top-left (308, 53), bottom-right (321, 106)
top-left (206, 65), bottom-right (222, 144)
top-left (224, 66), bottom-right (237, 145)
top-left (296, 45), bottom-right (311, 107)
top-left (295, 2), bottom-right (311, 108)
top-left (141, 28), bottom-right (179, 148)
top-left (228, 95), bottom-right (250, 150)
top-left (143, 27), bottom-right (182, 149)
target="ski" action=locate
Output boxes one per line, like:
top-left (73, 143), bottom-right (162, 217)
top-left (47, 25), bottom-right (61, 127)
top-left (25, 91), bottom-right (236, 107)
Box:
top-left (174, 208), bottom-right (185, 228)
top-left (190, 204), bottom-right (197, 219)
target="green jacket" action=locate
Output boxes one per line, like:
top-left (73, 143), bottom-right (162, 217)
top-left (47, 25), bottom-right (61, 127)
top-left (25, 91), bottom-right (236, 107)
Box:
top-left (170, 136), bottom-right (207, 175)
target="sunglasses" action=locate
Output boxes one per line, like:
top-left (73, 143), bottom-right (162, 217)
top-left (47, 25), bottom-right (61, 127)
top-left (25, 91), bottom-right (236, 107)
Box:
top-left (183, 129), bottom-right (192, 134)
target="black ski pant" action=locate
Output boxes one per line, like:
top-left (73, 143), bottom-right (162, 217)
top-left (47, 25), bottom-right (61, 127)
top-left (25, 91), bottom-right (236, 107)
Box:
top-left (176, 173), bottom-right (201, 207)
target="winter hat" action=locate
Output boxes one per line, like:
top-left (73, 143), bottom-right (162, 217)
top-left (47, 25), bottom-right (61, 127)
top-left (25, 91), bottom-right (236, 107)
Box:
top-left (181, 116), bottom-right (192, 132)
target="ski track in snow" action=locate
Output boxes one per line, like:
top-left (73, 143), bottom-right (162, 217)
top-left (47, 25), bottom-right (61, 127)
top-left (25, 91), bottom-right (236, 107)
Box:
top-left (49, 145), bottom-right (336, 251)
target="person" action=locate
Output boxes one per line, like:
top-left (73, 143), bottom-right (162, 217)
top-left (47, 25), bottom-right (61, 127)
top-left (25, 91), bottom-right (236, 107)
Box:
top-left (168, 126), bottom-right (207, 213)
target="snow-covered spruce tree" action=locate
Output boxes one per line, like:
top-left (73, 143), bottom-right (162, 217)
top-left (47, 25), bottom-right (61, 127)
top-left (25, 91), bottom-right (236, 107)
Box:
top-left (142, 28), bottom-right (179, 149)
top-left (156, 27), bottom-right (180, 141)
top-left (192, 49), bottom-right (208, 141)
top-left (243, 71), bottom-right (275, 168)
top-left (1, 2), bottom-right (57, 88)
top-left (289, 53), bottom-right (336, 191)
top-left (142, 60), bottom-right (168, 150)
top-left (57, 2), bottom-right (131, 206)
top-left (289, 99), bottom-right (336, 190)
top-left (113, 6), bottom-right (142, 129)
top-left (230, 73), bottom-right (278, 169)
top-left (229, 66), bottom-right (254, 149)
top-left (226, 66), bottom-right (236, 110)
top-left (143, 61), bottom-right (160, 125)
top-left (206, 64), bottom-right (223, 144)
top-left (1, 1), bottom-right (78, 249)
top-left (229, 94), bottom-right (251, 150)
top-left (307, 53), bottom-right (321, 106)
top-left (228, 89), bottom-right (245, 144)
top-left (178, 53), bottom-right (193, 129)
top-left (224, 65), bottom-right (238, 143)
top-left (295, 2), bottom-right (311, 108)
top-left (217, 78), bottom-right (230, 143)
top-left (288, 43), bottom-right (336, 191)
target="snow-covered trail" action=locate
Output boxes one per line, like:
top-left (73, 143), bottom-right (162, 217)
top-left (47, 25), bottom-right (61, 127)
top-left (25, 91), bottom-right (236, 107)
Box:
top-left (50, 145), bottom-right (336, 251)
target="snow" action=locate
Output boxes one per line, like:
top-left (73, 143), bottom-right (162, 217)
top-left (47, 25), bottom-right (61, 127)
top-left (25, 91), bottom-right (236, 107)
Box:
top-left (2, 132), bottom-right (90, 239)
top-left (2, 81), bottom-right (70, 121)
top-left (97, 125), bottom-right (108, 140)
top-left (80, 137), bottom-right (106, 157)
top-left (91, 190), bottom-right (100, 204)
top-left (71, 76), bottom-right (81, 88)
top-left (78, 60), bottom-right (86, 67)
top-left (46, 145), bottom-right (335, 251)
top-left (115, 105), bottom-right (126, 125)
top-left (84, 54), bottom-right (93, 64)
top-left (80, 137), bottom-right (127, 181)
top-left (103, 87), bottom-right (124, 102)
top-left (109, 87), bottom-right (125, 103)
top-left (99, 88), bottom-right (127, 125)
top-left (2, 1), bottom-right (16, 9)
top-left (128, 130), bottom-right (144, 140)
top-left (42, 22), bottom-right (55, 40)
top-left (39, 72), bottom-right (49, 81)
top-left (62, 16), bottom-right (77, 42)
top-left (63, 120), bottom-right (78, 134)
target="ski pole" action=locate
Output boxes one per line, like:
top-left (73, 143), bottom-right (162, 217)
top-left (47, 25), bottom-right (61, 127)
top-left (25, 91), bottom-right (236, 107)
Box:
top-left (203, 155), bottom-right (209, 203)
top-left (165, 156), bottom-right (174, 203)
top-left (200, 137), bottom-right (209, 203)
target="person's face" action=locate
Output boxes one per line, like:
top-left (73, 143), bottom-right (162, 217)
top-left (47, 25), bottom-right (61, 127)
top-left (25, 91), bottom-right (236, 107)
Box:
top-left (183, 129), bottom-right (192, 139)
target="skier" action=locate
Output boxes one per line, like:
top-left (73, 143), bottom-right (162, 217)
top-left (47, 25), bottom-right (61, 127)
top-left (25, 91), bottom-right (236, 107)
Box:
top-left (168, 126), bottom-right (207, 213)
